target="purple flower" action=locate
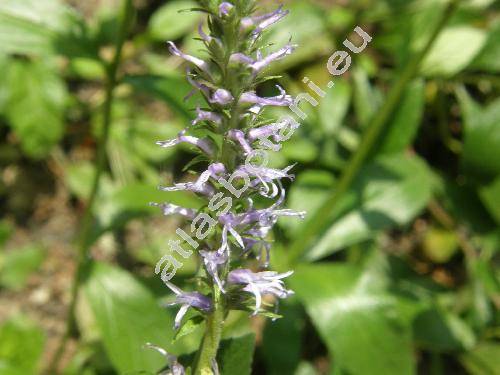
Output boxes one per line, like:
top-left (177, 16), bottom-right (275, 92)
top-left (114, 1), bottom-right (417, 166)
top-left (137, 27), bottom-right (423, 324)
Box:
top-left (200, 249), bottom-right (228, 291)
top-left (210, 88), bottom-right (234, 106)
top-left (192, 106), bottom-right (223, 127)
top-left (159, 163), bottom-right (226, 197)
top-left (150, 202), bottom-right (198, 220)
top-left (241, 5), bottom-right (289, 36)
top-left (240, 85), bottom-right (293, 113)
top-left (237, 164), bottom-right (296, 197)
top-left (247, 122), bottom-right (282, 142)
top-left (228, 269), bottom-right (294, 315)
top-left (219, 2), bottom-right (234, 17)
top-left (164, 281), bottom-right (212, 329)
top-left (230, 43), bottom-right (296, 73)
top-left (227, 129), bottom-right (253, 154)
top-left (144, 343), bottom-right (185, 375)
top-left (167, 41), bottom-right (212, 77)
top-left (157, 134), bottom-right (215, 156)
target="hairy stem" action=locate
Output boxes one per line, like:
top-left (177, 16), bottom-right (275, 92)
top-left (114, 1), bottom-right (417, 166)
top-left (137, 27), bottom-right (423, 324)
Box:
top-left (288, 0), bottom-right (462, 263)
top-left (194, 286), bottom-right (225, 375)
top-left (45, 1), bottom-right (134, 372)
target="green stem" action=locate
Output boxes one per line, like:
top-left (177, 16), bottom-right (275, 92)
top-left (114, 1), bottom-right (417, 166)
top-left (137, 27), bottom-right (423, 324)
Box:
top-left (45, 1), bottom-right (134, 373)
top-left (287, 0), bottom-right (461, 263)
top-left (194, 287), bottom-right (225, 375)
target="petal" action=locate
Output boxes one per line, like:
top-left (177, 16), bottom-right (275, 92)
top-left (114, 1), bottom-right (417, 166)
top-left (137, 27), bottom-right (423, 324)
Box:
top-left (174, 304), bottom-right (190, 329)
top-left (167, 41), bottom-right (211, 76)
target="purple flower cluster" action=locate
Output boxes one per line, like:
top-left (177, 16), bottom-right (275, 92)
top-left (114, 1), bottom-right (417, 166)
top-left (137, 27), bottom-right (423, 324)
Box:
top-left (151, 1), bottom-right (304, 370)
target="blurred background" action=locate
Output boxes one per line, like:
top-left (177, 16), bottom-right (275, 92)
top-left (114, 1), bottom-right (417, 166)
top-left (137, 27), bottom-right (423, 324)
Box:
top-left (0, 0), bottom-right (499, 374)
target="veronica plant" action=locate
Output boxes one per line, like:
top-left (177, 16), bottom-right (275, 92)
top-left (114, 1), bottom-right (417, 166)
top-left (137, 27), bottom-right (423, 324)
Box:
top-left (149, 1), bottom-right (304, 373)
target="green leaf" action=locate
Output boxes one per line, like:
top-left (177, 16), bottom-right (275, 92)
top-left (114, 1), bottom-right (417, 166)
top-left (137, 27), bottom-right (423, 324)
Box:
top-left (0, 220), bottom-right (13, 248)
top-left (460, 342), bottom-right (500, 375)
top-left (124, 74), bottom-right (194, 121)
top-left (421, 26), bottom-right (487, 76)
top-left (0, 315), bottom-right (45, 375)
top-left (457, 88), bottom-right (500, 177)
top-left (285, 170), bottom-right (336, 233)
top-left (262, 302), bottom-right (304, 375)
top-left (5, 59), bottom-right (67, 158)
top-left (0, 0), bottom-right (77, 56)
top-left (173, 315), bottom-right (204, 343)
top-left (262, 2), bottom-right (332, 72)
top-left (291, 263), bottom-right (415, 375)
top-left (83, 262), bottom-right (194, 374)
top-left (217, 334), bottom-right (255, 375)
top-left (353, 67), bottom-right (382, 127)
top-left (0, 246), bottom-right (45, 290)
top-left (378, 79), bottom-right (425, 154)
top-left (305, 154), bottom-right (434, 260)
top-left (413, 308), bottom-right (476, 352)
top-left (318, 79), bottom-right (351, 136)
top-left (479, 176), bottom-right (500, 226)
top-left (149, 0), bottom-right (200, 41)
top-left (470, 22), bottom-right (500, 73)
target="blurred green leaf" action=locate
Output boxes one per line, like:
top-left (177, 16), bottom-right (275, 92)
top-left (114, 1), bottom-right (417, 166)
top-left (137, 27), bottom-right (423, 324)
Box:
top-left (263, 2), bottom-right (332, 72)
top-left (149, 0), bottom-right (200, 41)
top-left (217, 334), bottom-right (255, 375)
top-left (5, 59), bottom-right (67, 158)
top-left (305, 154), bottom-right (434, 260)
top-left (460, 342), bottom-right (500, 375)
top-left (124, 74), bottom-right (194, 121)
top-left (0, 246), bottom-right (44, 290)
top-left (0, 0), bottom-right (78, 56)
top-left (0, 221), bottom-right (13, 248)
top-left (421, 26), bottom-right (487, 76)
top-left (100, 183), bottom-right (204, 229)
top-left (83, 262), bottom-right (192, 374)
top-left (457, 88), bottom-right (500, 177)
top-left (479, 177), bottom-right (500, 226)
top-left (281, 138), bottom-right (318, 163)
top-left (470, 21), bottom-right (500, 73)
top-left (378, 79), bottom-right (425, 154)
top-left (0, 315), bottom-right (45, 375)
top-left (262, 302), bottom-right (304, 375)
top-left (292, 263), bottom-right (415, 375)
top-left (353, 67), bottom-right (382, 127)
top-left (413, 308), bottom-right (476, 352)
top-left (318, 79), bottom-right (352, 136)
top-left (173, 315), bottom-right (204, 343)
top-left (285, 170), bottom-right (336, 232)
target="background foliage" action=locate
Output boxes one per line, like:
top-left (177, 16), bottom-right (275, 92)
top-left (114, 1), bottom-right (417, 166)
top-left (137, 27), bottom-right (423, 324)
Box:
top-left (0, 0), bottom-right (499, 374)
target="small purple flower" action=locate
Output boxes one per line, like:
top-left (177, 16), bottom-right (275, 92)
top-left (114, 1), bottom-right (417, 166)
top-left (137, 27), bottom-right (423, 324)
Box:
top-left (210, 88), bottom-right (234, 106)
top-left (227, 129), bottom-right (253, 154)
top-left (230, 43), bottom-right (296, 73)
top-left (247, 122), bottom-right (282, 142)
top-left (219, 2), bottom-right (234, 17)
top-left (164, 281), bottom-right (212, 329)
top-left (192, 106), bottom-right (223, 126)
top-left (241, 5), bottom-right (289, 36)
top-left (157, 134), bottom-right (215, 156)
top-left (200, 249), bottom-right (228, 291)
top-left (144, 343), bottom-right (185, 375)
top-left (150, 202), bottom-right (198, 220)
top-left (240, 85), bottom-right (293, 113)
top-left (167, 41), bottom-right (212, 77)
top-left (237, 164), bottom-right (295, 196)
top-left (159, 181), bottom-right (214, 196)
top-left (228, 269), bottom-right (294, 315)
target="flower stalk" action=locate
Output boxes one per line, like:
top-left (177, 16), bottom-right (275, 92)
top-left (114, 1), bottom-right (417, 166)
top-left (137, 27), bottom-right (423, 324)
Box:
top-left (150, 1), bottom-right (304, 373)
